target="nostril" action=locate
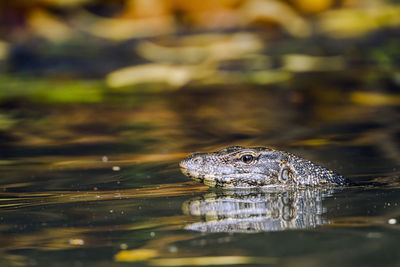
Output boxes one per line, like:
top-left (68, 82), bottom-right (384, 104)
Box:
top-left (193, 157), bottom-right (203, 165)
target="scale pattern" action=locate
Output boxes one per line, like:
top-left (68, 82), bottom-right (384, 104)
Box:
top-left (180, 146), bottom-right (349, 187)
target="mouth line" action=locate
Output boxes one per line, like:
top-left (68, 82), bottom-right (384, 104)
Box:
top-left (180, 167), bottom-right (285, 188)
top-left (180, 168), bottom-right (272, 180)
top-left (180, 167), bottom-right (193, 176)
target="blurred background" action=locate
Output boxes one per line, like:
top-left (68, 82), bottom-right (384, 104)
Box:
top-left (1, 0), bottom-right (400, 174)
top-left (0, 0), bottom-right (399, 174)
top-left (1, 1), bottom-right (400, 266)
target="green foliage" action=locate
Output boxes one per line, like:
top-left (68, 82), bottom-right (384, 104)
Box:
top-left (0, 75), bottom-right (104, 103)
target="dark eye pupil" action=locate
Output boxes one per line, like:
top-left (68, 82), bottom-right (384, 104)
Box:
top-left (241, 155), bottom-right (253, 163)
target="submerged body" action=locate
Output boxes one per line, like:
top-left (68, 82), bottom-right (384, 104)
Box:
top-left (180, 146), bottom-right (349, 188)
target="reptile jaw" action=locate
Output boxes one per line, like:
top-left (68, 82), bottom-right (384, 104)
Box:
top-left (180, 162), bottom-right (278, 188)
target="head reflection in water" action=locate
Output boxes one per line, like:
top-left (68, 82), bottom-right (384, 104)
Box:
top-left (183, 188), bottom-right (333, 233)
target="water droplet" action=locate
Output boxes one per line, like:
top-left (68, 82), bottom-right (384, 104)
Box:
top-left (112, 166), bottom-right (121, 171)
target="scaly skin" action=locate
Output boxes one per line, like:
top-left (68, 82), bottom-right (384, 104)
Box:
top-left (180, 146), bottom-right (350, 188)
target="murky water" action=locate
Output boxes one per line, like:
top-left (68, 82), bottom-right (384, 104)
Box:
top-left (1, 0), bottom-right (400, 265)
top-left (1, 80), bottom-right (400, 266)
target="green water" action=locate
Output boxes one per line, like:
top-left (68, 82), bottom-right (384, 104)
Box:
top-left (1, 81), bottom-right (400, 266)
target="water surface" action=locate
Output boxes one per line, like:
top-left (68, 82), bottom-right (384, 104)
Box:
top-left (1, 83), bottom-right (400, 266)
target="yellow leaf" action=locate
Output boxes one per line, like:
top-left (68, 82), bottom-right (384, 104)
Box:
top-left (283, 54), bottom-right (345, 72)
top-left (242, 0), bottom-right (311, 37)
top-left (106, 64), bottom-right (194, 88)
top-left (0, 40), bottom-right (9, 61)
top-left (84, 16), bottom-right (174, 41)
top-left (292, 0), bottom-right (334, 14)
top-left (317, 5), bottom-right (400, 38)
top-left (350, 92), bottom-right (400, 106)
top-left (114, 249), bottom-right (158, 262)
top-left (40, 0), bottom-right (93, 6)
top-left (28, 9), bottom-right (74, 42)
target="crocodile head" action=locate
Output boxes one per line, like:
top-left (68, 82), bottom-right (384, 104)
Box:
top-left (180, 146), bottom-right (348, 188)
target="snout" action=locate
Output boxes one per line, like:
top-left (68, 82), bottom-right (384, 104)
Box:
top-left (180, 153), bottom-right (204, 169)
top-left (179, 152), bottom-right (208, 180)
top-left (179, 157), bottom-right (188, 169)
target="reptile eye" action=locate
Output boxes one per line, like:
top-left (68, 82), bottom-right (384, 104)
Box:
top-left (240, 154), bottom-right (254, 164)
